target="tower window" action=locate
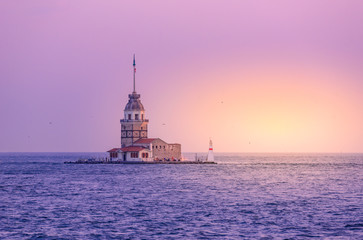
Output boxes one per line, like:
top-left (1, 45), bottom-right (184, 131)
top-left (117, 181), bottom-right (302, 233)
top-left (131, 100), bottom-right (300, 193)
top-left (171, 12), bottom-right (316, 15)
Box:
top-left (135, 114), bottom-right (139, 120)
top-left (128, 114), bottom-right (131, 120)
top-left (142, 114), bottom-right (144, 120)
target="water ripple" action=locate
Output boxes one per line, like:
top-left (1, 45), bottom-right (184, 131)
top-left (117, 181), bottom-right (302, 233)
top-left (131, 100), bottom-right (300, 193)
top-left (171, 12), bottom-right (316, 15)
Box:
top-left (0, 152), bottom-right (362, 239)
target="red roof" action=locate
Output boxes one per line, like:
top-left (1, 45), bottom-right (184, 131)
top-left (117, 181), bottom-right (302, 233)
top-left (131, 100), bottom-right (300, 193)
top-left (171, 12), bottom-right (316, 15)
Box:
top-left (107, 148), bottom-right (122, 152)
top-left (133, 138), bottom-right (157, 144)
top-left (119, 146), bottom-right (146, 152)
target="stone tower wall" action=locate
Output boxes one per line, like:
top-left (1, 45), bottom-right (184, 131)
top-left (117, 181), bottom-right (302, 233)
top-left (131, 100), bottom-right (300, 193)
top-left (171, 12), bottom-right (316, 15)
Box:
top-left (120, 120), bottom-right (148, 147)
top-left (151, 139), bottom-right (181, 160)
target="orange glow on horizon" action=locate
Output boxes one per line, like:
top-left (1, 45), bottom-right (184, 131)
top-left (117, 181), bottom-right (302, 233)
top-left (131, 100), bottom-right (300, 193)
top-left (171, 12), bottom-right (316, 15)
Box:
top-left (151, 59), bottom-right (363, 152)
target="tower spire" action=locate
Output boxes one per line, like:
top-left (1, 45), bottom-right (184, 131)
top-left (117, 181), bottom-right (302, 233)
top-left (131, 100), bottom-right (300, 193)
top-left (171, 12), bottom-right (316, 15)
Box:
top-left (133, 54), bottom-right (136, 93)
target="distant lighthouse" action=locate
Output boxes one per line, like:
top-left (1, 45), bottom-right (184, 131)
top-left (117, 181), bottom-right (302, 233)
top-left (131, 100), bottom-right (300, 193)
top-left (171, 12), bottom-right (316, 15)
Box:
top-left (207, 139), bottom-right (214, 162)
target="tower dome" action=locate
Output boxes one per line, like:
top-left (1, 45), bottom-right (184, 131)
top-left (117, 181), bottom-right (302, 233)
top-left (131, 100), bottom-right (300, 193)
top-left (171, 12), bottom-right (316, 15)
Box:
top-left (124, 92), bottom-right (145, 111)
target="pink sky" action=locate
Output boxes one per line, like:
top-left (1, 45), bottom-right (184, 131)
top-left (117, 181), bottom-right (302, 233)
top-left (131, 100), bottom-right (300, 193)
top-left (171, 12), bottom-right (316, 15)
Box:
top-left (1, 1), bottom-right (363, 152)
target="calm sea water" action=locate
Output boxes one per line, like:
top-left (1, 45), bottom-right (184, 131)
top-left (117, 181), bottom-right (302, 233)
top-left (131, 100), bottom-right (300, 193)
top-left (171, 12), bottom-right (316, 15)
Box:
top-left (0, 152), bottom-right (362, 239)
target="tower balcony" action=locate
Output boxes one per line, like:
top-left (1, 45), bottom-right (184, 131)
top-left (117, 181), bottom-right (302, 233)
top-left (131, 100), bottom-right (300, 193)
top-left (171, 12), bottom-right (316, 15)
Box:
top-left (120, 119), bottom-right (149, 123)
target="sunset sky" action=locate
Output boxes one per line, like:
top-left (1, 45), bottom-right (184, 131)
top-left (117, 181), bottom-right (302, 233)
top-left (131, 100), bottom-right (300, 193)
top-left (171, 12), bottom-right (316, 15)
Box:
top-left (1, 1), bottom-right (363, 152)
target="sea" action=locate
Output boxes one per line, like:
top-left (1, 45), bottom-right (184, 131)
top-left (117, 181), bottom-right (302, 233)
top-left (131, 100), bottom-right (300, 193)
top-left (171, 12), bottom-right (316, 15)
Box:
top-left (0, 152), bottom-right (362, 239)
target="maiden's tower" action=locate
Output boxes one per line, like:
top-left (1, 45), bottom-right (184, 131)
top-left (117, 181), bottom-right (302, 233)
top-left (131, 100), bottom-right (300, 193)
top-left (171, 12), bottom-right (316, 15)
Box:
top-left (107, 56), bottom-right (181, 162)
